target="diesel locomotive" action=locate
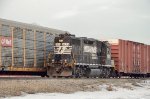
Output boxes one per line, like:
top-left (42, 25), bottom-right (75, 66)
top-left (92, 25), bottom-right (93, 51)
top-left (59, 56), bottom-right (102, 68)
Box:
top-left (47, 33), bottom-right (115, 78)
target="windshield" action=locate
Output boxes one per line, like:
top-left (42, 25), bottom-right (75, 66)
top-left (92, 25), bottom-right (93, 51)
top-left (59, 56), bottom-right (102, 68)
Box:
top-left (54, 54), bottom-right (72, 62)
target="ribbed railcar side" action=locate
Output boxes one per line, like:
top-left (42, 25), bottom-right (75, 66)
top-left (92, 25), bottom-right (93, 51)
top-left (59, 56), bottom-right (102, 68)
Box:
top-left (0, 18), bottom-right (64, 76)
top-left (109, 39), bottom-right (149, 77)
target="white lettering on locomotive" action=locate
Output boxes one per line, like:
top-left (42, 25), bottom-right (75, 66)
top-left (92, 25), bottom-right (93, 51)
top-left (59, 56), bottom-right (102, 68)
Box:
top-left (84, 46), bottom-right (97, 59)
top-left (84, 46), bottom-right (97, 53)
top-left (54, 43), bottom-right (72, 54)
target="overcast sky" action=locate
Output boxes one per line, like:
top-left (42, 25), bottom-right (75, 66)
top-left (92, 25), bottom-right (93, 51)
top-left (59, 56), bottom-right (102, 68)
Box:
top-left (0, 0), bottom-right (149, 44)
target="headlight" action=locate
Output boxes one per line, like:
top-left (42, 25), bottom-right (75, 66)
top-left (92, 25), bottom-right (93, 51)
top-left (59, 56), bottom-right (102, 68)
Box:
top-left (64, 59), bottom-right (67, 63)
top-left (52, 59), bottom-right (54, 62)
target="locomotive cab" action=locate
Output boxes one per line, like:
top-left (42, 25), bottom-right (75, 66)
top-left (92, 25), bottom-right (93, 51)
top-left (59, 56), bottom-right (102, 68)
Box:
top-left (47, 33), bottom-right (75, 77)
top-left (54, 34), bottom-right (75, 64)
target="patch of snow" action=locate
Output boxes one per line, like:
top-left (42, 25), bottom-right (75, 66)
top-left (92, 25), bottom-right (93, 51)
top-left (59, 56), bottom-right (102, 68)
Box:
top-left (4, 80), bottom-right (150, 99)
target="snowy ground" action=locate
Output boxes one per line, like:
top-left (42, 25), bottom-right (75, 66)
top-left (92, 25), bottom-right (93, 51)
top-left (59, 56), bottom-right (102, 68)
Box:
top-left (4, 80), bottom-right (150, 99)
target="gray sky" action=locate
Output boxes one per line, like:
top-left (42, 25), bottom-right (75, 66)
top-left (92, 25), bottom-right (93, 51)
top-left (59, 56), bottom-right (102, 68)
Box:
top-left (0, 0), bottom-right (150, 44)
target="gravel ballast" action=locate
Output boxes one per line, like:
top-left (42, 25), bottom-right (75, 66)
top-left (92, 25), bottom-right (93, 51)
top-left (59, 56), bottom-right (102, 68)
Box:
top-left (0, 78), bottom-right (147, 97)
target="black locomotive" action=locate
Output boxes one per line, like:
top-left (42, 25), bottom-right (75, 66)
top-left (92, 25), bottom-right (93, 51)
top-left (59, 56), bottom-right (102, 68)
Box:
top-left (47, 33), bottom-right (115, 77)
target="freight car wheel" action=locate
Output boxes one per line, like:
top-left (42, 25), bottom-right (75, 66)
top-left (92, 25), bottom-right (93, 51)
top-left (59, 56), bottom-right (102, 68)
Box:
top-left (47, 67), bottom-right (55, 77)
top-left (46, 75), bottom-right (49, 78)
top-left (41, 75), bottom-right (45, 77)
top-left (105, 68), bottom-right (111, 78)
top-left (110, 69), bottom-right (116, 78)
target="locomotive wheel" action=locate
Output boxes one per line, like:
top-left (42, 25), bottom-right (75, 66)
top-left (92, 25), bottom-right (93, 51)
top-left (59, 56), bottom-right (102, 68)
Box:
top-left (84, 68), bottom-right (91, 78)
top-left (73, 66), bottom-right (84, 78)
top-left (41, 75), bottom-right (45, 77)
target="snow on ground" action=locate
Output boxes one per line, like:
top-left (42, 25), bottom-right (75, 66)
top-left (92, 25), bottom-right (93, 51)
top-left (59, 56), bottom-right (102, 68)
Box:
top-left (4, 80), bottom-right (150, 99)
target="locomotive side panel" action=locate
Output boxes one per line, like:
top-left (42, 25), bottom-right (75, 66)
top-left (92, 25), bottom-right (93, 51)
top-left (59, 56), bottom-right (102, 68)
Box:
top-left (73, 38), bottom-right (112, 67)
top-left (82, 39), bottom-right (98, 65)
top-left (72, 38), bottom-right (102, 66)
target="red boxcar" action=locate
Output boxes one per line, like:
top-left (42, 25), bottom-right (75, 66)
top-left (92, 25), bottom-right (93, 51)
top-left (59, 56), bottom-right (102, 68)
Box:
top-left (148, 45), bottom-right (150, 76)
top-left (109, 39), bottom-right (150, 77)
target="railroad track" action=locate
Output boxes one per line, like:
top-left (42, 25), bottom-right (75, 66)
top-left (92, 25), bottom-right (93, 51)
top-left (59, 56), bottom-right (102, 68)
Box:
top-left (0, 75), bottom-right (147, 80)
